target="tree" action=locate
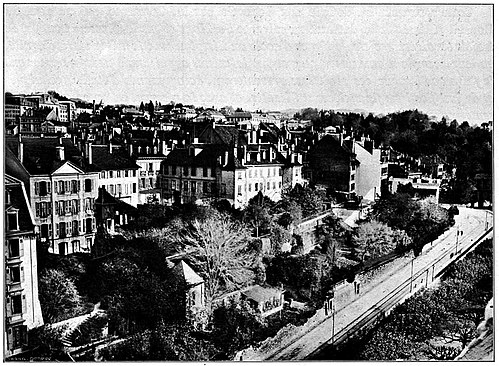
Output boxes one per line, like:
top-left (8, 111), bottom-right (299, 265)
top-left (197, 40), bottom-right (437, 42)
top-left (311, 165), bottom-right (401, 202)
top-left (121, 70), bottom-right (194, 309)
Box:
top-left (351, 220), bottom-right (409, 262)
top-left (283, 184), bottom-right (325, 218)
top-left (28, 325), bottom-right (68, 360)
top-left (212, 299), bottom-right (266, 357)
top-left (139, 101), bottom-right (145, 112)
top-left (182, 212), bottom-right (256, 312)
top-left (243, 201), bottom-right (272, 237)
top-left (38, 269), bottom-right (83, 323)
top-left (147, 100), bottom-right (155, 117)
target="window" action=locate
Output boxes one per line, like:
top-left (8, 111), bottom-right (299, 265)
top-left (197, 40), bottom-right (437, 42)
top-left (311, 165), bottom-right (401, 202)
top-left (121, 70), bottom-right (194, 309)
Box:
top-left (351, 174), bottom-right (355, 181)
top-left (86, 218), bottom-right (93, 234)
top-left (118, 184), bottom-right (122, 196)
top-left (211, 167), bottom-right (216, 177)
top-left (279, 168), bottom-right (283, 176)
top-left (172, 165), bottom-right (177, 175)
top-left (71, 240), bottom-right (80, 253)
top-left (64, 181), bottom-right (70, 193)
top-left (71, 180), bottom-right (78, 193)
top-left (10, 325), bottom-right (27, 350)
top-left (59, 222), bottom-right (67, 238)
top-left (183, 181), bottom-right (188, 192)
top-left (84, 179), bottom-right (92, 192)
top-left (5, 190), bottom-right (10, 205)
top-left (149, 178), bottom-right (153, 188)
top-left (248, 184), bottom-right (252, 192)
top-left (7, 211), bottom-right (18, 231)
top-left (183, 166), bottom-right (189, 176)
top-left (9, 266), bottom-right (21, 283)
top-left (203, 166), bottom-right (208, 177)
top-left (249, 170), bottom-right (252, 178)
top-left (273, 181), bottom-right (276, 189)
top-left (141, 178), bottom-right (145, 188)
top-left (267, 182), bottom-right (270, 190)
top-left (39, 181), bottom-right (49, 196)
top-left (125, 170), bottom-right (129, 177)
top-left (117, 170), bottom-right (121, 178)
top-left (237, 172), bottom-right (242, 179)
top-left (8, 239), bottom-right (20, 257)
top-left (221, 184), bottom-right (227, 195)
top-left (203, 182), bottom-right (209, 193)
top-left (149, 163), bottom-right (153, 172)
top-left (191, 181), bottom-right (197, 194)
top-left (58, 181), bottom-right (64, 194)
top-left (191, 166), bottom-right (196, 176)
top-left (11, 295), bottom-right (22, 315)
top-left (110, 185), bottom-right (115, 195)
top-left (133, 170), bottom-right (137, 177)
top-left (109, 171), bottom-right (114, 178)
top-left (133, 183), bottom-right (137, 193)
top-left (278, 182), bottom-right (282, 188)
top-left (100, 171), bottom-right (106, 179)
top-left (238, 185), bottom-right (242, 195)
top-left (255, 183), bottom-right (258, 191)
top-left (351, 183), bottom-right (356, 191)
top-left (171, 180), bottom-right (176, 190)
top-left (260, 183), bottom-right (263, 191)
top-left (72, 220), bottom-right (79, 235)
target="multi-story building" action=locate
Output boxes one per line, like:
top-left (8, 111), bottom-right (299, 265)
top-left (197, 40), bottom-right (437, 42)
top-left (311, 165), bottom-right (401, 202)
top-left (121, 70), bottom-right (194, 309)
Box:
top-left (59, 100), bottom-right (77, 124)
top-left (6, 136), bottom-right (100, 255)
top-left (4, 175), bottom-right (44, 358)
top-left (4, 95), bottom-right (37, 126)
top-left (89, 143), bottom-right (140, 207)
top-left (307, 133), bottom-right (382, 202)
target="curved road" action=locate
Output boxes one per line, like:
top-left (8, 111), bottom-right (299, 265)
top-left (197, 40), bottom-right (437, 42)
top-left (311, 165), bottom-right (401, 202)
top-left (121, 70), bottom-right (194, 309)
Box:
top-left (240, 208), bottom-right (492, 361)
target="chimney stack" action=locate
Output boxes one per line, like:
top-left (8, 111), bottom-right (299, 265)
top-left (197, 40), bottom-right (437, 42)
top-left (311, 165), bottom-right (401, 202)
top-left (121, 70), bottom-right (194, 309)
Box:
top-left (56, 145), bottom-right (65, 161)
top-left (129, 143), bottom-right (134, 157)
top-left (86, 142), bottom-right (93, 165)
top-left (18, 137), bottom-right (23, 163)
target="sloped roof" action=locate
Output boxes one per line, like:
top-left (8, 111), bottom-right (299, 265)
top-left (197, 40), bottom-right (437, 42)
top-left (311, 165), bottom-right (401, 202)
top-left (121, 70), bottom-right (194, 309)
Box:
top-left (171, 260), bottom-right (204, 287)
top-left (163, 144), bottom-right (227, 167)
top-left (242, 285), bottom-right (283, 303)
top-left (91, 145), bottom-right (140, 170)
top-left (5, 174), bottom-right (35, 233)
top-left (5, 137), bottom-right (98, 175)
top-left (96, 187), bottom-right (137, 214)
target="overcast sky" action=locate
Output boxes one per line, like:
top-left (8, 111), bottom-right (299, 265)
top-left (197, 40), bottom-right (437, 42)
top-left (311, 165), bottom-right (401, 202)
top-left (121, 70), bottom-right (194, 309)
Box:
top-left (4, 4), bottom-right (493, 124)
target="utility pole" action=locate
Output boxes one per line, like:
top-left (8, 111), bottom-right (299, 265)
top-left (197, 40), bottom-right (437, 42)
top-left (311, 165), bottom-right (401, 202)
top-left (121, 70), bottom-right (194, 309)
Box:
top-left (455, 226), bottom-right (459, 254)
top-left (485, 211), bottom-right (489, 231)
top-left (410, 258), bottom-right (414, 293)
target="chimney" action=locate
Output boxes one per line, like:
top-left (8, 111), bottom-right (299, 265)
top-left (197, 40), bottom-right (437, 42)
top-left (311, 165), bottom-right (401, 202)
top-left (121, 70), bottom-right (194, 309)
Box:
top-left (224, 151), bottom-right (229, 166)
top-left (109, 142), bottom-right (113, 154)
top-left (291, 153), bottom-right (295, 164)
top-left (18, 138), bottom-right (23, 163)
top-left (56, 145), bottom-right (65, 161)
top-left (93, 100), bottom-right (96, 114)
top-left (86, 142), bottom-right (93, 165)
top-left (129, 143), bottom-right (133, 157)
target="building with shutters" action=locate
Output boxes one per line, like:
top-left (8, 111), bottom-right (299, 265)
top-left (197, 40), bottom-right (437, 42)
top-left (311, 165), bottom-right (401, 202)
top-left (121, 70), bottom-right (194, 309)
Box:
top-left (4, 175), bottom-right (44, 358)
top-left (6, 136), bottom-right (100, 255)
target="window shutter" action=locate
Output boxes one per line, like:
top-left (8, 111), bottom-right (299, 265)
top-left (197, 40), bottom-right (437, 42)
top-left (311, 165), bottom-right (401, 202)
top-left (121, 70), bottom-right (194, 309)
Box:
top-left (47, 181), bottom-right (51, 193)
top-left (92, 218), bottom-right (96, 231)
top-left (78, 180), bottom-right (81, 192)
top-left (21, 295), bottom-right (26, 314)
top-left (55, 223), bottom-right (59, 238)
top-left (35, 203), bottom-right (40, 217)
top-left (20, 267), bottom-right (24, 283)
top-left (7, 327), bottom-right (14, 350)
top-left (35, 182), bottom-right (39, 195)
top-left (48, 223), bottom-right (52, 237)
top-left (18, 241), bottom-right (24, 257)
top-left (82, 219), bottom-right (86, 233)
top-left (67, 223), bottom-right (71, 236)
top-left (6, 297), bottom-right (12, 318)
top-left (6, 267), bottom-right (11, 284)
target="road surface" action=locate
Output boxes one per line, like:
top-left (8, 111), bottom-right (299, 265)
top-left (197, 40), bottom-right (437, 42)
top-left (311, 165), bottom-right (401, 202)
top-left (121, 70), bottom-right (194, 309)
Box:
top-left (239, 207), bottom-right (492, 361)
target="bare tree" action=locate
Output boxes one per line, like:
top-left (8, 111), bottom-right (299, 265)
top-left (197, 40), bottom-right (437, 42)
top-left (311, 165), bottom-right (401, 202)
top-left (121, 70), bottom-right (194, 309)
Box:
top-left (183, 212), bottom-right (256, 313)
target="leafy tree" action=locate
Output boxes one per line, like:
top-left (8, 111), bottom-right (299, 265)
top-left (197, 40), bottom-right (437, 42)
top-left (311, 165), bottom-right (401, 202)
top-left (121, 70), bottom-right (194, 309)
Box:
top-left (283, 184), bottom-right (326, 218)
top-left (28, 325), bottom-right (68, 360)
top-left (182, 212), bottom-right (256, 312)
top-left (139, 101), bottom-right (145, 112)
top-left (38, 269), bottom-right (84, 323)
top-left (212, 299), bottom-right (266, 357)
top-left (243, 201), bottom-right (272, 237)
top-left (351, 220), bottom-right (410, 262)
top-left (360, 330), bottom-right (427, 360)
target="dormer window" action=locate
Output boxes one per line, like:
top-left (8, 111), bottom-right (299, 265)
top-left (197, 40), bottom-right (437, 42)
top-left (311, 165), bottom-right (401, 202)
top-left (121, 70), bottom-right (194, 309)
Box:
top-left (7, 210), bottom-right (19, 231)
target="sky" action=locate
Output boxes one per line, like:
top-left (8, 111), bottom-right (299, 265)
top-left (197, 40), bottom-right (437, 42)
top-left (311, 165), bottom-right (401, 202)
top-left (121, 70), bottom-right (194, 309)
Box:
top-left (4, 4), bottom-right (493, 124)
